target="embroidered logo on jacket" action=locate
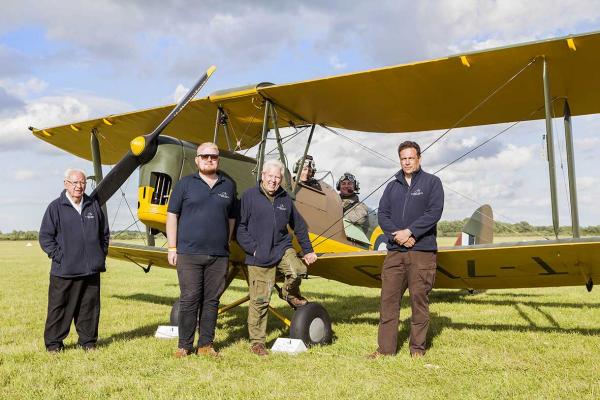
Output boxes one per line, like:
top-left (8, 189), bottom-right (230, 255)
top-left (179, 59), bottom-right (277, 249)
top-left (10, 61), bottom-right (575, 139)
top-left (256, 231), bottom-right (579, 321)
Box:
top-left (217, 191), bottom-right (230, 199)
top-left (411, 188), bottom-right (424, 196)
top-left (277, 204), bottom-right (287, 211)
top-left (85, 212), bottom-right (95, 219)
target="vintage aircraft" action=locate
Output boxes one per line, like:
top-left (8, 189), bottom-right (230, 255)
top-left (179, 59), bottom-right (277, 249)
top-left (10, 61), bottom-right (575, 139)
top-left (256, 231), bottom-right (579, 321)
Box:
top-left (30, 31), bottom-right (600, 346)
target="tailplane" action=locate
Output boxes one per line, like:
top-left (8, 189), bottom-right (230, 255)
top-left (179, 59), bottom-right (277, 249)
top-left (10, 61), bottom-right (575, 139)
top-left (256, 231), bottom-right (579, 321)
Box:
top-left (454, 204), bottom-right (494, 245)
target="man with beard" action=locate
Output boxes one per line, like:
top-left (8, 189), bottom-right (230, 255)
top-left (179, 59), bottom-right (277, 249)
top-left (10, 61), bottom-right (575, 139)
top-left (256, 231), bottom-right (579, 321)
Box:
top-left (237, 159), bottom-right (318, 356)
top-left (167, 142), bottom-right (236, 358)
top-left (337, 172), bottom-right (369, 232)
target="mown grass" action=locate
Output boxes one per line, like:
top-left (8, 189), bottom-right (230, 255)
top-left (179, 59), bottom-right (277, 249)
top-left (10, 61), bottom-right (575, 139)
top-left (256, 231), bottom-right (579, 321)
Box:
top-left (1, 240), bottom-right (599, 399)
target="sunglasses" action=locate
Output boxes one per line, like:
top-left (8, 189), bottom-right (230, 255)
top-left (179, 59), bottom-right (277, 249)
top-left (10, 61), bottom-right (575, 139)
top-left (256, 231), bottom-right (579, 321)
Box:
top-left (196, 154), bottom-right (219, 161)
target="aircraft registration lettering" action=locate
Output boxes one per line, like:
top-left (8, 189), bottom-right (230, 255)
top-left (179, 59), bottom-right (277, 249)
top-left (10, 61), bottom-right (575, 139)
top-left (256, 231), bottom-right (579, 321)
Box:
top-left (467, 260), bottom-right (495, 278)
top-left (532, 257), bottom-right (568, 275)
top-left (353, 265), bottom-right (381, 281)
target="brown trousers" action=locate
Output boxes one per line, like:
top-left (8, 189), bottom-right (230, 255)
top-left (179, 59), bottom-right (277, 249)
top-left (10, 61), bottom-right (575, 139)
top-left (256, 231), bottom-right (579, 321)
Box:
top-left (377, 250), bottom-right (437, 355)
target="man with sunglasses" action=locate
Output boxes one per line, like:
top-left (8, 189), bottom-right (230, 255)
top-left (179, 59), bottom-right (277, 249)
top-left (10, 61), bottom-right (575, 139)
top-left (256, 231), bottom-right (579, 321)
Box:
top-left (167, 142), bottom-right (237, 358)
top-left (39, 168), bottom-right (109, 352)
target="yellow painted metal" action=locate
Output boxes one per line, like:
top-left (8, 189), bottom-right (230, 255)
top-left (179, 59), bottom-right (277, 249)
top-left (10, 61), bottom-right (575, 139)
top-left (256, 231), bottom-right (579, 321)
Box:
top-left (218, 295), bottom-right (250, 314)
top-left (460, 55), bottom-right (470, 67)
top-left (567, 38), bottom-right (577, 51)
top-left (70, 124), bottom-right (80, 132)
top-left (107, 235), bottom-right (600, 290)
top-left (268, 306), bottom-right (291, 327)
top-left (32, 31), bottom-right (600, 164)
top-left (130, 136), bottom-right (146, 156)
top-left (136, 186), bottom-right (168, 231)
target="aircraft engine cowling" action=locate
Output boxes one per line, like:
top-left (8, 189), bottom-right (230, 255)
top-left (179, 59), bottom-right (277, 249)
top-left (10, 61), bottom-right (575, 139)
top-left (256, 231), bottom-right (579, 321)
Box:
top-left (137, 137), bottom-right (196, 233)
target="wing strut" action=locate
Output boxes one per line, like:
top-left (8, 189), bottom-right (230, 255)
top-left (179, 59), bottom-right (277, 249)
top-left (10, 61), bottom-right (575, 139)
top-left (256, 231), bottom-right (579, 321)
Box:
top-left (563, 100), bottom-right (580, 238)
top-left (90, 128), bottom-right (107, 218)
top-left (542, 57), bottom-right (560, 239)
top-left (292, 123), bottom-right (316, 195)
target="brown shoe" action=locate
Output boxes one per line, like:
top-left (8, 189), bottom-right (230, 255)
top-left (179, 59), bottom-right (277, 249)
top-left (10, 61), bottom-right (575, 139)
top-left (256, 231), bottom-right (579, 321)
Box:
top-left (411, 351), bottom-right (425, 359)
top-left (173, 348), bottom-right (193, 358)
top-left (250, 343), bottom-right (269, 356)
top-left (287, 296), bottom-right (308, 309)
top-left (367, 350), bottom-right (387, 360)
top-left (196, 344), bottom-right (220, 358)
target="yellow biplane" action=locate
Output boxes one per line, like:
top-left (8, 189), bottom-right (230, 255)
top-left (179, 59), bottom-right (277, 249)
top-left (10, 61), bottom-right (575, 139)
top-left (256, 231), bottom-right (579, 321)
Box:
top-left (31, 31), bottom-right (600, 345)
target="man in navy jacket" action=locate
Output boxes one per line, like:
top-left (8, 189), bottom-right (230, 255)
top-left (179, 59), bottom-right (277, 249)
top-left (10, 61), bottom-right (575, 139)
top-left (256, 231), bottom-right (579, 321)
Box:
top-left (237, 159), bottom-right (317, 356)
top-left (39, 169), bottom-right (109, 352)
top-left (372, 141), bottom-right (444, 358)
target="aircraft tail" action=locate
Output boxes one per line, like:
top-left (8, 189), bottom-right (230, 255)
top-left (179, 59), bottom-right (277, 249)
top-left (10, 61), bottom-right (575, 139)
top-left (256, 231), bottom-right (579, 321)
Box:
top-left (454, 204), bottom-right (494, 245)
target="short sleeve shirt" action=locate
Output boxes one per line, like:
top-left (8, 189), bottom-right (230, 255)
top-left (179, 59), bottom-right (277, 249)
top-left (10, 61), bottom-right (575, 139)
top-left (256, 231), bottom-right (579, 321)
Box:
top-left (167, 172), bottom-right (236, 256)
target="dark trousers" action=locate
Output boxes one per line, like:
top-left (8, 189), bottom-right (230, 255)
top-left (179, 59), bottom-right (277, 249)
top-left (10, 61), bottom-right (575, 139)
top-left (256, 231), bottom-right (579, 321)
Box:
top-left (377, 251), bottom-right (437, 355)
top-left (176, 254), bottom-right (228, 350)
top-left (44, 273), bottom-right (101, 350)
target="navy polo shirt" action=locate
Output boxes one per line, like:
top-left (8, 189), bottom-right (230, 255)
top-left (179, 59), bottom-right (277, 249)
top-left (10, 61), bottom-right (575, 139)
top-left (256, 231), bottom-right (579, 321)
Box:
top-left (167, 172), bottom-right (236, 256)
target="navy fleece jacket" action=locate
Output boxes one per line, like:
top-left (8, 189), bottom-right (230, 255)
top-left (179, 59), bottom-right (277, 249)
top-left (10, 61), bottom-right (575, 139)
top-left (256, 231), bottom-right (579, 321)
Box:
top-left (236, 183), bottom-right (313, 266)
top-left (39, 191), bottom-right (110, 278)
top-left (378, 168), bottom-right (444, 252)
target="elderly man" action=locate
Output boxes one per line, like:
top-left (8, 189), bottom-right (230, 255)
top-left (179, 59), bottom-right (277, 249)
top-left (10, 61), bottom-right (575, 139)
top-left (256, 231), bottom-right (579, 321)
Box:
top-left (294, 155), bottom-right (321, 191)
top-left (167, 142), bottom-right (236, 358)
top-left (237, 159), bottom-right (318, 356)
top-left (337, 172), bottom-right (369, 232)
top-left (39, 168), bottom-right (109, 352)
top-left (372, 141), bottom-right (444, 358)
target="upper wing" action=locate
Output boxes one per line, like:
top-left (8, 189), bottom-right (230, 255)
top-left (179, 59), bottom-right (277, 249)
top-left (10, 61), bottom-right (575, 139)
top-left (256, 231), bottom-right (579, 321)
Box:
top-left (260, 31), bottom-right (600, 132)
top-left (310, 238), bottom-right (600, 290)
top-left (32, 31), bottom-right (600, 162)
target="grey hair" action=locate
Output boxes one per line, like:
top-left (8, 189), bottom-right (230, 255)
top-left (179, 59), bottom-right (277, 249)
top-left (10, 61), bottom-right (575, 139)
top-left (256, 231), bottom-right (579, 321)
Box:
top-left (262, 159), bottom-right (285, 175)
top-left (64, 168), bottom-right (86, 180)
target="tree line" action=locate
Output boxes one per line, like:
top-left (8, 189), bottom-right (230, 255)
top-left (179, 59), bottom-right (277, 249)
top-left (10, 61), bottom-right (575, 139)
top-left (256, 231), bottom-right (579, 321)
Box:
top-left (2, 222), bottom-right (600, 241)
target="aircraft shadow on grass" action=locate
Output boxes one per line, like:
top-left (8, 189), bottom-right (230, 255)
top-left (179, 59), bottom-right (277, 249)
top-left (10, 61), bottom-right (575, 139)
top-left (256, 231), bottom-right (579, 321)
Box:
top-left (110, 288), bottom-right (600, 349)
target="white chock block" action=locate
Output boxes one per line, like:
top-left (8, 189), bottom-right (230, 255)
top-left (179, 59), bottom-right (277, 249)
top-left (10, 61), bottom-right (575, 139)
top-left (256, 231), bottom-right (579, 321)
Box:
top-left (270, 338), bottom-right (307, 354)
top-left (155, 325), bottom-right (178, 339)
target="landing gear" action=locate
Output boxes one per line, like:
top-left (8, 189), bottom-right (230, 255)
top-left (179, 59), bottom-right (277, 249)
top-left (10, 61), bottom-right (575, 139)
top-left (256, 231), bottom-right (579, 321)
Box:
top-left (289, 303), bottom-right (333, 346)
top-left (586, 278), bottom-right (593, 292)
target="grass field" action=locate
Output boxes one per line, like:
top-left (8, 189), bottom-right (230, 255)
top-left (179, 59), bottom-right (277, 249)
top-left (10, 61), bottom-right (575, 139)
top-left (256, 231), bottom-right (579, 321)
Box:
top-left (1, 240), bottom-right (599, 399)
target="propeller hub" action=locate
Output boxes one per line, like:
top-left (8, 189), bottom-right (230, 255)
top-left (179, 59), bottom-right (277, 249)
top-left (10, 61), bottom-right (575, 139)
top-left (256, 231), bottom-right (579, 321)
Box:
top-left (130, 136), bottom-right (146, 156)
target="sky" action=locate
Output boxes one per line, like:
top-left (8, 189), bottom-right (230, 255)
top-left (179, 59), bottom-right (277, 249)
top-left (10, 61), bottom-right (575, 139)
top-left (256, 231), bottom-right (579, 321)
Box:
top-left (1, 0), bottom-right (600, 233)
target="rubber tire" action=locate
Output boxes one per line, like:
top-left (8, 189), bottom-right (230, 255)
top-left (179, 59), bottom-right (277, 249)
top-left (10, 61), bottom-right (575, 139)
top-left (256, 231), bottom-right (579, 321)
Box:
top-left (289, 302), bottom-right (333, 346)
top-left (170, 299), bottom-right (180, 326)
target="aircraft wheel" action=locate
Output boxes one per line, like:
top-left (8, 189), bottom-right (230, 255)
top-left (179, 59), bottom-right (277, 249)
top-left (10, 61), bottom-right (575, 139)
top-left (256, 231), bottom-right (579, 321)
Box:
top-left (289, 302), bottom-right (333, 346)
top-left (170, 299), bottom-right (180, 326)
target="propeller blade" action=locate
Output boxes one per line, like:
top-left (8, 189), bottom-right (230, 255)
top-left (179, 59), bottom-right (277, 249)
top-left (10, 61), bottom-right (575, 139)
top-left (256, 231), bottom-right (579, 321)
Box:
top-left (91, 152), bottom-right (140, 206)
top-left (90, 66), bottom-right (217, 206)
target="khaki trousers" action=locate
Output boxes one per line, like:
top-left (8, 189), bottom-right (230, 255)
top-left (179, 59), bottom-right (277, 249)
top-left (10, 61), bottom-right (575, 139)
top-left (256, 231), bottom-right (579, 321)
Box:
top-left (247, 248), bottom-right (307, 345)
top-left (377, 250), bottom-right (437, 355)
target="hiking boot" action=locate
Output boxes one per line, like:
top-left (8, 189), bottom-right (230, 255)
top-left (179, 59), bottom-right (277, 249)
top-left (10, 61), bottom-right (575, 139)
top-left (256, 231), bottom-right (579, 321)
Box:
top-left (196, 344), bottom-right (220, 358)
top-left (287, 296), bottom-right (308, 309)
top-left (411, 351), bottom-right (425, 359)
top-left (250, 343), bottom-right (269, 356)
top-left (173, 348), bottom-right (193, 358)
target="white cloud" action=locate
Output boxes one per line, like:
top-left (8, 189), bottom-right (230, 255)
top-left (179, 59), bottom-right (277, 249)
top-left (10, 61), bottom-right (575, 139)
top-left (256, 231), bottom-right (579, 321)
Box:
top-left (14, 169), bottom-right (41, 181)
top-left (172, 84), bottom-right (188, 103)
top-left (328, 55), bottom-right (346, 70)
top-left (0, 77), bottom-right (48, 98)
